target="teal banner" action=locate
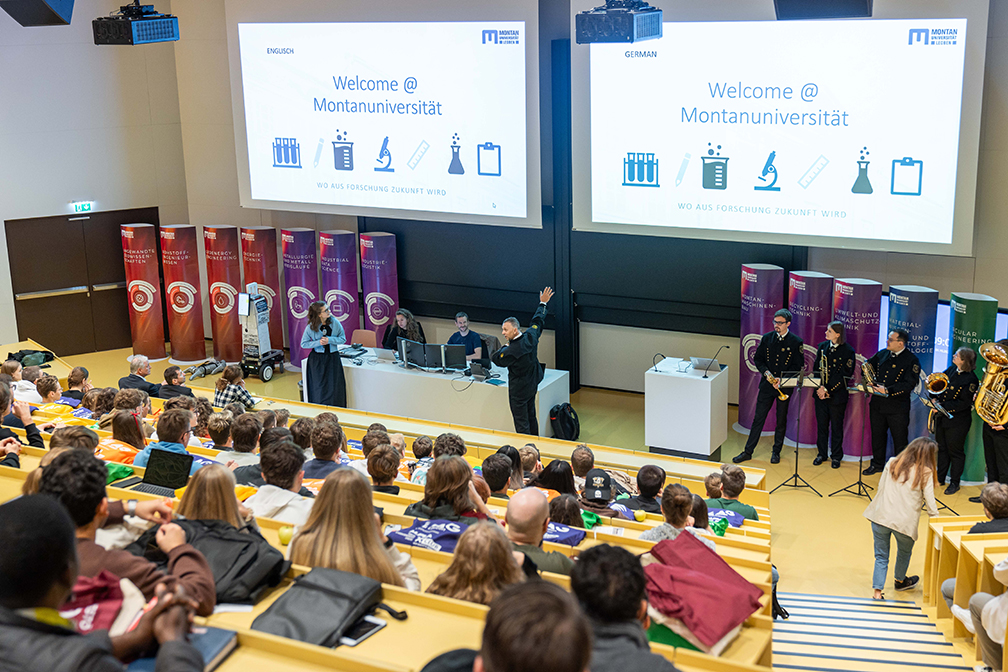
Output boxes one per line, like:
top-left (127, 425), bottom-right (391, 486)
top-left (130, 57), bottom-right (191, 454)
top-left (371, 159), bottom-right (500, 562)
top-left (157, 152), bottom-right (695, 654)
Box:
top-left (950, 292), bottom-right (998, 483)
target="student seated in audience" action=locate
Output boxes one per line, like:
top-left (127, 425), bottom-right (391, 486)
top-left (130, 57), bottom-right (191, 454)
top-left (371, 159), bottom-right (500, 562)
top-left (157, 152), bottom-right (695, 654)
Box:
top-left (118, 355), bottom-right (162, 397)
top-left (257, 409), bottom-right (276, 430)
top-left (62, 366), bottom-right (91, 401)
top-left (691, 494), bottom-right (712, 534)
top-left (205, 411), bottom-right (233, 452)
top-left (215, 413), bottom-right (262, 467)
top-left (520, 443), bottom-right (542, 483)
top-left (705, 464), bottom-right (758, 521)
top-left (481, 454), bottom-right (513, 500)
top-left (213, 364), bottom-right (256, 409)
top-left (409, 434), bottom-right (434, 479)
top-left (11, 364), bottom-right (44, 404)
top-left (571, 544), bottom-right (679, 672)
top-left (571, 443), bottom-right (634, 496)
top-left (132, 409), bottom-right (204, 476)
top-left (157, 396), bottom-right (204, 447)
top-left (549, 494), bottom-right (584, 528)
top-left (0, 382), bottom-right (48, 449)
top-left (0, 495), bottom-right (204, 672)
top-left (158, 365), bottom-right (194, 399)
top-left (497, 444), bottom-right (525, 491)
top-left (505, 488), bottom-right (574, 575)
top-left (233, 427), bottom-right (296, 486)
top-left (427, 522), bottom-right (524, 605)
top-left (368, 422), bottom-right (388, 433)
top-left (290, 468), bottom-right (420, 590)
top-left (177, 464), bottom-right (255, 531)
top-left (951, 557), bottom-right (1008, 672)
top-left (420, 582), bottom-right (591, 672)
top-left (193, 397), bottom-right (213, 441)
top-left (640, 484), bottom-right (716, 550)
top-left (243, 440), bottom-right (314, 526)
top-left (579, 469), bottom-right (619, 518)
top-left (410, 432), bottom-right (468, 486)
top-left (85, 387), bottom-right (117, 422)
top-left (381, 308), bottom-right (426, 350)
top-left (527, 459), bottom-right (577, 496)
top-left (224, 401), bottom-right (246, 419)
top-left (38, 450), bottom-right (216, 615)
top-left (99, 388), bottom-right (154, 437)
top-left (620, 465), bottom-right (665, 514)
top-left (316, 411), bottom-right (340, 425)
top-left (49, 426), bottom-right (100, 451)
top-left (388, 432), bottom-right (408, 459)
top-left (404, 456), bottom-right (496, 523)
top-left (941, 483), bottom-right (1008, 612)
top-left (290, 416), bottom-right (315, 454)
top-left (369, 444), bottom-right (402, 494)
top-left (102, 410), bottom-right (147, 459)
top-left (35, 375), bottom-right (62, 405)
top-left (22, 447), bottom-right (70, 496)
top-left (705, 472), bottom-right (722, 499)
top-left (349, 429), bottom-right (389, 476)
top-left (275, 408), bottom-right (290, 428)
top-left (472, 473), bottom-right (491, 503)
top-left (303, 422), bottom-right (347, 479)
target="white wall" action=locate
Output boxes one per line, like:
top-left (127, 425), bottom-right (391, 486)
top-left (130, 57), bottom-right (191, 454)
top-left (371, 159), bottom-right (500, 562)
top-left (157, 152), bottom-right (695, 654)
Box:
top-left (0, 0), bottom-right (189, 343)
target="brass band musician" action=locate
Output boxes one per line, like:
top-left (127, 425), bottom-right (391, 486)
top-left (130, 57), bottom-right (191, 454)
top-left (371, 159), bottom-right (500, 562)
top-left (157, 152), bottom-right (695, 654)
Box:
top-left (812, 321), bottom-right (856, 468)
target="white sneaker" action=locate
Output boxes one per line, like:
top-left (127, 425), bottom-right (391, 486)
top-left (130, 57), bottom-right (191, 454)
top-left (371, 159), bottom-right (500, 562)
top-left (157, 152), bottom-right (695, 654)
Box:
top-left (952, 604), bottom-right (977, 634)
top-left (972, 665), bottom-right (992, 672)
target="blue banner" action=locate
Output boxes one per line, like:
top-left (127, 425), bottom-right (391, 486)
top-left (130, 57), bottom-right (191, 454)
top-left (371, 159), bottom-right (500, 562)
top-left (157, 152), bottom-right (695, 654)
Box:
top-left (888, 286), bottom-right (938, 445)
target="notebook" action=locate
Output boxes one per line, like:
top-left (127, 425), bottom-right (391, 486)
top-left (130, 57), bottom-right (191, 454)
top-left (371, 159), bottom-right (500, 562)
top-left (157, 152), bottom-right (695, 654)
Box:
top-left (127, 626), bottom-right (237, 671)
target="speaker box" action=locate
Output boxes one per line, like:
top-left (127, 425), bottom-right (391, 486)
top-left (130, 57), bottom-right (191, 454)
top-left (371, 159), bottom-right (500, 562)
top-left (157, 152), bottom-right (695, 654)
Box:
top-left (0, 0), bottom-right (73, 26)
top-left (774, 0), bottom-right (872, 20)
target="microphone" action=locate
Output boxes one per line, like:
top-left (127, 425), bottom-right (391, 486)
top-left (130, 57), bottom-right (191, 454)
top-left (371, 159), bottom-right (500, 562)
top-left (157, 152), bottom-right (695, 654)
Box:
top-left (702, 345), bottom-right (730, 379)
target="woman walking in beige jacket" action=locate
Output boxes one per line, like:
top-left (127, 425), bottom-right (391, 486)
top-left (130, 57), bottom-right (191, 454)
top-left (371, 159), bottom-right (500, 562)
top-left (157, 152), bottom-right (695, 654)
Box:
top-left (863, 437), bottom-right (939, 600)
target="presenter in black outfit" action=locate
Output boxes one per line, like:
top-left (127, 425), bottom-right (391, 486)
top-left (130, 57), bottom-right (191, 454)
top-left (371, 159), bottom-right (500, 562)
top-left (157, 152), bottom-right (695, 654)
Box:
top-left (863, 329), bottom-right (920, 475)
top-left (735, 309), bottom-right (803, 465)
top-left (932, 346), bottom-right (979, 495)
top-left (812, 321), bottom-right (856, 468)
top-left (492, 287), bottom-right (552, 435)
top-left (301, 301), bottom-right (347, 408)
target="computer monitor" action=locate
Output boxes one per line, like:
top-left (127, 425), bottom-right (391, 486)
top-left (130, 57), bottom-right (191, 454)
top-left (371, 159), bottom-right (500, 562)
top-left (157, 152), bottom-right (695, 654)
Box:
top-left (443, 344), bottom-right (467, 371)
top-left (400, 338), bottom-right (426, 368)
top-left (425, 344), bottom-right (444, 370)
top-left (237, 292), bottom-right (250, 317)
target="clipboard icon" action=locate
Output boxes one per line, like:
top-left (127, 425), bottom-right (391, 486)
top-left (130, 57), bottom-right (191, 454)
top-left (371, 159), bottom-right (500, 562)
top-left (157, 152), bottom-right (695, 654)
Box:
top-left (890, 157), bottom-right (923, 196)
top-left (477, 142), bottom-right (501, 176)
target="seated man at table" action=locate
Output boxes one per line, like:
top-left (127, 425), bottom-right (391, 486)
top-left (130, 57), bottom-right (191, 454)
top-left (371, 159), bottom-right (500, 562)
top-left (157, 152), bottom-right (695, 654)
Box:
top-left (941, 483), bottom-right (1008, 613)
top-left (448, 312), bottom-right (483, 362)
top-left (0, 495), bottom-right (205, 672)
top-left (243, 440), bottom-right (314, 526)
top-left (505, 488), bottom-right (574, 576)
top-left (619, 465), bottom-right (665, 514)
top-left (159, 365), bottom-right (194, 399)
top-left (118, 355), bottom-right (162, 397)
top-left (705, 464), bottom-right (759, 522)
top-left (132, 409), bottom-right (204, 477)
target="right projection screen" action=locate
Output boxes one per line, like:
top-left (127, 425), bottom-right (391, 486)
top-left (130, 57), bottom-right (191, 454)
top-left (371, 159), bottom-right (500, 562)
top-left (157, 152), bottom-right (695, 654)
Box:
top-left (573, 3), bottom-right (988, 255)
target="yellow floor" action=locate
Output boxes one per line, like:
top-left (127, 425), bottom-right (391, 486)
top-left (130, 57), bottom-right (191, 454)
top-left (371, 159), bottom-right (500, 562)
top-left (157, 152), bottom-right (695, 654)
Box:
top-left (64, 342), bottom-right (989, 602)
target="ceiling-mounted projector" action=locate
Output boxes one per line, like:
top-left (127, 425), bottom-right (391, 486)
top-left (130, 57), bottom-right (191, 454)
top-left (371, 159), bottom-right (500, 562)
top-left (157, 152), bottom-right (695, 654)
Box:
top-left (575, 0), bottom-right (662, 44)
top-left (93, 0), bottom-right (178, 45)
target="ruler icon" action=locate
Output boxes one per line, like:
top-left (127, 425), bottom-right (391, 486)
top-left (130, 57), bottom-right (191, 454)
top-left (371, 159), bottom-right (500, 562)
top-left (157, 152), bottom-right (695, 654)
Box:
top-left (408, 141), bottom-right (430, 170)
top-left (798, 155), bottom-right (829, 189)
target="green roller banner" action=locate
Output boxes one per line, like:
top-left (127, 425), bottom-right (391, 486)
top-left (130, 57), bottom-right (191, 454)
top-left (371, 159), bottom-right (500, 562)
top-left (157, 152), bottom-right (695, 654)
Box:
top-left (949, 292), bottom-right (999, 483)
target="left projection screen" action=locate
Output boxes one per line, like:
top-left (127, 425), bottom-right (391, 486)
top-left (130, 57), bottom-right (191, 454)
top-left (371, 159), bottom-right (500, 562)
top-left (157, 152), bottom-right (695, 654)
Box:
top-left (237, 22), bottom-right (530, 222)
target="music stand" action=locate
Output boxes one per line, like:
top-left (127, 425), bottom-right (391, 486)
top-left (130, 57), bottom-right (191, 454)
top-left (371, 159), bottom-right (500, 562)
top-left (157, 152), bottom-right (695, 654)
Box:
top-left (770, 370), bottom-right (822, 497)
top-left (829, 379), bottom-right (874, 500)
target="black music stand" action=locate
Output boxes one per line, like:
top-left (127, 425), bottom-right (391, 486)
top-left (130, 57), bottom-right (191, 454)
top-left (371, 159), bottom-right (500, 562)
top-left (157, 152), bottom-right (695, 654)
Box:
top-left (770, 370), bottom-right (822, 497)
top-left (829, 381), bottom-right (874, 500)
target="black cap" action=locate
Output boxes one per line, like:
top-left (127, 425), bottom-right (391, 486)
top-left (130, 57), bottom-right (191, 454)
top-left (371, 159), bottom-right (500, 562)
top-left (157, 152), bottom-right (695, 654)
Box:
top-left (584, 468), bottom-right (612, 501)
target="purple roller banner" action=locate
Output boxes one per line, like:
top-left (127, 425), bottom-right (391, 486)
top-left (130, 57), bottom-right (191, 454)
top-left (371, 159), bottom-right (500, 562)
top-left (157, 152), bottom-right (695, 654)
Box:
top-left (360, 232), bottom-right (399, 333)
top-left (889, 285), bottom-right (939, 446)
top-left (737, 264), bottom-right (785, 434)
top-left (281, 228), bottom-right (319, 368)
top-left (785, 271), bottom-right (834, 447)
top-left (320, 231), bottom-right (360, 337)
top-left (834, 278), bottom-right (883, 458)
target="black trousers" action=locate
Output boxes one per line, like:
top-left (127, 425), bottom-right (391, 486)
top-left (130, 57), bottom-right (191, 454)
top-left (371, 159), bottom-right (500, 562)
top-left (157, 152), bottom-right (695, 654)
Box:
top-left (814, 396), bottom-right (847, 461)
top-left (510, 395), bottom-right (538, 436)
top-left (935, 412), bottom-right (972, 486)
top-left (743, 387), bottom-right (790, 456)
top-left (982, 422), bottom-right (1008, 485)
top-left (869, 402), bottom-right (910, 470)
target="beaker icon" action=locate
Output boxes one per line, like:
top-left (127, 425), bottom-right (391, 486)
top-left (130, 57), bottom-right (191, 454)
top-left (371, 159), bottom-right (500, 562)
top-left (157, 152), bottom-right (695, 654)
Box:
top-left (702, 156), bottom-right (729, 190)
top-left (852, 160), bottom-right (872, 194)
top-left (332, 141), bottom-right (354, 171)
top-left (448, 144), bottom-right (464, 175)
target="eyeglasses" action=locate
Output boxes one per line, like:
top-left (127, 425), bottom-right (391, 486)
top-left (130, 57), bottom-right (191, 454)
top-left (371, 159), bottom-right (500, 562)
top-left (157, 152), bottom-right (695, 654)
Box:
top-left (773, 320), bottom-right (787, 326)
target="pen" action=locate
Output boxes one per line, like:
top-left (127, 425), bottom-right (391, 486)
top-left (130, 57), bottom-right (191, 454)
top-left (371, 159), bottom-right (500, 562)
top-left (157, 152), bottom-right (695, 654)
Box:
top-left (675, 153), bottom-right (690, 187)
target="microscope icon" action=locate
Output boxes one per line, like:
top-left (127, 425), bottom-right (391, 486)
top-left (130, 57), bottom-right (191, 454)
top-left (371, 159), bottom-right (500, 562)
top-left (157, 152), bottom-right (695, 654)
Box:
top-left (753, 151), bottom-right (780, 192)
top-left (374, 136), bottom-right (394, 173)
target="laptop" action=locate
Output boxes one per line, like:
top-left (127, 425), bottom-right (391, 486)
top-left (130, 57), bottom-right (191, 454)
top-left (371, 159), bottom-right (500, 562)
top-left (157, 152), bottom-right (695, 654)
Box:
top-left (124, 449), bottom-right (193, 497)
top-left (373, 348), bottom-right (397, 362)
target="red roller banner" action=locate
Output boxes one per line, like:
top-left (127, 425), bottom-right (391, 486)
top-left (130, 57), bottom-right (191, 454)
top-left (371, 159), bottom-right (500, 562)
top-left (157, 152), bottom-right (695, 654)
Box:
top-left (121, 224), bottom-right (166, 360)
top-left (204, 226), bottom-right (243, 362)
top-left (240, 226), bottom-right (284, 351)
top-left (160, 224), bottom-right (206, 363)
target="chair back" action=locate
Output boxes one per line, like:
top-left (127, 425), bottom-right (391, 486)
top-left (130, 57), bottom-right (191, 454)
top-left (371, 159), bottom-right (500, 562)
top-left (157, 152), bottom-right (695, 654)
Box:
top-left (351, 329), bottom-right (378, 348)
top-left (479, 332), bottom-right (501, 358)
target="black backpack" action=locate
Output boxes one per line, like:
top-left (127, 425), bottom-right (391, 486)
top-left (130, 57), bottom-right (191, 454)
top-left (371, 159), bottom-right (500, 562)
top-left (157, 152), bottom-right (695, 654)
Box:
top-left (126, 519), bottom-right (289, 604)
top-left (550, 403), bottom-right (580, 441)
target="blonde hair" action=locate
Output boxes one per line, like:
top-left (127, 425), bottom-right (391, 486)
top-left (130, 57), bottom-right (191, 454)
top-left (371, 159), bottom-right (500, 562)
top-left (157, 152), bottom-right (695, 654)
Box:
top-left (290, 469), bottom-right (405, 586)
top-left (176, 464), bottom-right (244, 529)
top-left (426, 522), bottom-right (524, 605)
top-left (21, 447), bottom-right (71, 496)
top-left (889, 437), bottom-right (938, 490)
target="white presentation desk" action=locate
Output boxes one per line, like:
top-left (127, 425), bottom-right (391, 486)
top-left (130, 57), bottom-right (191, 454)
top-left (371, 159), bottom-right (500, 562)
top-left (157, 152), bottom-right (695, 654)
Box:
top-left (302, 350), bottom-right (570, 436)
top-left (644, 358), bottom-right (728, 458)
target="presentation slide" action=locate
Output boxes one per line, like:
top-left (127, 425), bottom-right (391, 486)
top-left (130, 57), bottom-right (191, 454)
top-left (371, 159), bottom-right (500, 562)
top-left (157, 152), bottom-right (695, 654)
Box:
top-left (589, 19), bottom-right (967, 244)
top-left (238, 22), bottom-right (527, 218)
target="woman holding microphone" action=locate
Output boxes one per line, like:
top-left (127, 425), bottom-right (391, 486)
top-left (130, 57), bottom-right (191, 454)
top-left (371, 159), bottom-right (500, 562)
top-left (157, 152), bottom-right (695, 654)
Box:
top-left (301, 301), bottom-right (347, 407)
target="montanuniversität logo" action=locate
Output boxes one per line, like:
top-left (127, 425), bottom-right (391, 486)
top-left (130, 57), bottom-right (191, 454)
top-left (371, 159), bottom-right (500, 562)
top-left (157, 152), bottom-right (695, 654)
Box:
top-left (908, 27), bottom-right (958, 46)
top-left (482, 28), bottom-right (519, 45)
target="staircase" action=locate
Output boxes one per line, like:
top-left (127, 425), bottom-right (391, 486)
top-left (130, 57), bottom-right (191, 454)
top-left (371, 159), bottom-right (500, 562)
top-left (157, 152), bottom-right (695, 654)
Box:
top-left (772, 592), bottom-right (972, 672)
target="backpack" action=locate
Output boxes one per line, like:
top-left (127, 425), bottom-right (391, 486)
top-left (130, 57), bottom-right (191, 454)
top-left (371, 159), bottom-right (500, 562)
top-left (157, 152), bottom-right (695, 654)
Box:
top-left (125, 519), bottom-right (289, 604)
top-left (549, 403), bottom-right (580, 441)
top-left (6, 349), bottom-right (54, 367)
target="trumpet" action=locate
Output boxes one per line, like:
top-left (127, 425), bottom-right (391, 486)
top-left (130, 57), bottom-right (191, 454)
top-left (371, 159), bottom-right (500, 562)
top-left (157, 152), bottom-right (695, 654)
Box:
top-left (861, 361), bottom-right (888, 396)
top-left (975, 342), bottom-right (1008, 427)
top-left (766, 372), bottom-right (789, 401)
top-left (819, 351), bottom-right (829, 399)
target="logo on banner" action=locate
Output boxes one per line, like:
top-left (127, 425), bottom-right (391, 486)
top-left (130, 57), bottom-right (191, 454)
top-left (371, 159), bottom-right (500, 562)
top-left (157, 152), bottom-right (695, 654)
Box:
top-left (742, 333), bottom-right (761, 373)
top-left (742, 270), bottom-right (757, 283)
top-left (366, 292), bottom-right (396, 326)
top-left (210, 282), bottom-right (238, 315)
top-left (325, 289), bottom-right (356, 321)
top-left (128, 280), bottom-right (157, 313)
top-left (161, 230), bottom-right (175, 240)
top-left (167, 281), bottom-right (198, 314)
top-left (122, 230), bottom-right (134, 239)
top-left (790, 278), bottom-right (806, 291)
top-left (205, 230), bottom-right (217, 240)
top-left (287, 286), bottom-right (316, 320)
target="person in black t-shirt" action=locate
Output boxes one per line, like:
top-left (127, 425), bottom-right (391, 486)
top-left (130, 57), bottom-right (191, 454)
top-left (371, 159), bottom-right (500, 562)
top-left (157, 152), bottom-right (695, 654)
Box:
top-left (381, 309), bottom-right (426, 351)
top-left (619, 465), bottom-right (665, 514)
top-left (447, 312), bottom-right (484, 361)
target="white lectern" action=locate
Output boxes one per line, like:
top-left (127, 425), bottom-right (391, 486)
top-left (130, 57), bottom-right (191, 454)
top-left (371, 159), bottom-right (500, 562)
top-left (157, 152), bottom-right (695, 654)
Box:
top-left (644, 358), bottom-right (728, 458)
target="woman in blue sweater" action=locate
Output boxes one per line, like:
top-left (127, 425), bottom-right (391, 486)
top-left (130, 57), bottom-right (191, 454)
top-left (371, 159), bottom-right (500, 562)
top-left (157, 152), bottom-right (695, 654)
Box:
top-left (301, 301), bottom-right (347, 407)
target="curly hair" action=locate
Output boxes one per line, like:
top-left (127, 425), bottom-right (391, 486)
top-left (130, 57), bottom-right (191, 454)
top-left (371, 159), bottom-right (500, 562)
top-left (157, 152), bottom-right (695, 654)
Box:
top-left (426, 522), bottom-right (523, 605)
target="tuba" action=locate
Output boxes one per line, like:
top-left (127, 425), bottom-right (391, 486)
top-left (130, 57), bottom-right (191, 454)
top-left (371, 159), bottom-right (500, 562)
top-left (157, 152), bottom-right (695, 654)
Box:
top-left (925, 372), bottom-right (950, 433)
top-left (975, 343), bottom-right (1008, 427)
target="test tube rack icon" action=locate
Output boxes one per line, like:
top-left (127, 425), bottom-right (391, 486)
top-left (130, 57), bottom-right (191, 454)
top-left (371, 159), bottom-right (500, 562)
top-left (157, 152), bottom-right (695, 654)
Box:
top-left (273, 138), bottom-right (302, 168)
top-left (622, 152), bottom-right (659, 187)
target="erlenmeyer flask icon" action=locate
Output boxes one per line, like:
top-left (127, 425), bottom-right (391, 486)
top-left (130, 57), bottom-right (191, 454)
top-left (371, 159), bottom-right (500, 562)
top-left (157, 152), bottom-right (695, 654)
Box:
top-left (448, 144), bottom-right (464, 175)
top-left (852, 160), bottom-right (872, 194)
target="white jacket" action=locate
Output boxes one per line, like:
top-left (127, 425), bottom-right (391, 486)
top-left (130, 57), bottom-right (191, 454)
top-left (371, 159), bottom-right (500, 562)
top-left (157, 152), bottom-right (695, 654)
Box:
top-left (244, 484), bottom-right (314, 527)
top-left (982, 556), bottom-right (1008, 646)
top-left (11, 380), bottom-right (42, 404)
top-left (213, 450), bottom-right (261, 467)
top-left (387, 545), bottom-right (421, 591)
top-left (863, 458), bottom-right (938, 541)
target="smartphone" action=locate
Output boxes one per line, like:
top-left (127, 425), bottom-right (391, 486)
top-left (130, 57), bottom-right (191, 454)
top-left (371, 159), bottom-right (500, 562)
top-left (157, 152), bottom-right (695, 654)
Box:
top-left (338, 615), bottom-right (386, 647)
